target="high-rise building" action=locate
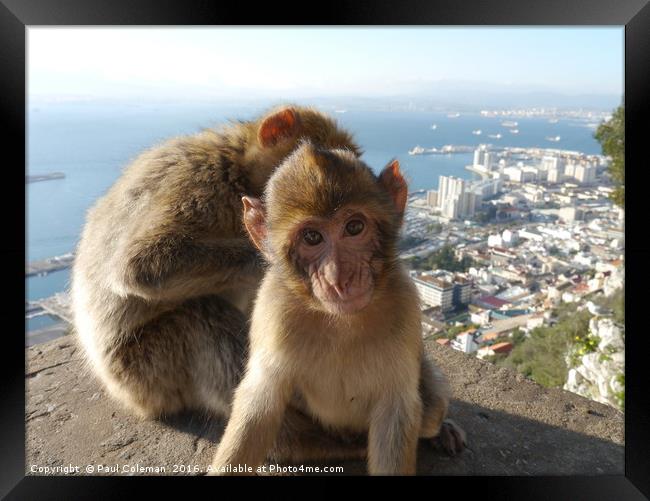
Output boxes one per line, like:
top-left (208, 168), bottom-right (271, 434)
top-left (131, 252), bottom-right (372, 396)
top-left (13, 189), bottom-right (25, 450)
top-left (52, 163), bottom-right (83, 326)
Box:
top-left (412, 273), bottom-right (470, 310)
top-left (473, 148), bottom-right (485, 167)
top-left (438, 175), bottom-right (472, 219)
top-left (412, 275), bottom-right (454, 310)
top-left (426, 189), bottom-right (438, 207)
top-left (547, 166), bottom-right (562, 184)
top-left (564, 162), bottom-right (576, 179)
top-left (453, 276), bottom-right (472, 305)
top-left (437, 175), bottom-right (465, 209)
top-left (541, 155), bottom-right (565, 171)
top-left (483, 152), bottom-right (494, 171)
top-left (575, 164), bottom-right (596, 184)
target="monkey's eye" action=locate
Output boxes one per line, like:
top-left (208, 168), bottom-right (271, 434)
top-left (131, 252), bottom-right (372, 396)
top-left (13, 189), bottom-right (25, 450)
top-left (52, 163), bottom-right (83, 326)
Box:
top-left (345, 220), bottom-right (364, 236)
top-left (303, 229), bottom-right (324, 246)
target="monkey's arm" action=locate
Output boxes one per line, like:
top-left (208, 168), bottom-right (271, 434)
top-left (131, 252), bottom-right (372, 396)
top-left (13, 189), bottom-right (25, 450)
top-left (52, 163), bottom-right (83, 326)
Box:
top-left (117, 230), bottom-right (263, 302)
top-left (367, 390), bottom-right (423, 475)
top-left (210, 354), bottom-right (292, 475)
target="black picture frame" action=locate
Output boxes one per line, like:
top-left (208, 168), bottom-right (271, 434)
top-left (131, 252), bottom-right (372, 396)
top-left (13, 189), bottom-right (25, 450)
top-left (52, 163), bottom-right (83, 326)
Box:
top-left (3, 0), bottom-right (648, 498)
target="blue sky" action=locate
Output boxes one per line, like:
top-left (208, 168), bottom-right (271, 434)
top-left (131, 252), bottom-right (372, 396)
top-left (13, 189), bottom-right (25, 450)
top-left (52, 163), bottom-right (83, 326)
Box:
top-left (28, 27), bottom-right (623, 102)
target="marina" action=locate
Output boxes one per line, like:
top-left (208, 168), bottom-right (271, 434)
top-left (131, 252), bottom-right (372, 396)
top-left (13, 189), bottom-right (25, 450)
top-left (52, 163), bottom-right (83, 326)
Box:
top-left (26, 252), bottom-right (74, 277)
top-left (26, 291), bottom-right (72, 324)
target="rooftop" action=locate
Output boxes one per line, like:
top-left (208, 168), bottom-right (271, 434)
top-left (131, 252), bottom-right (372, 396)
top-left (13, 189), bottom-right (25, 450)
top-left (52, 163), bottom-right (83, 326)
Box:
top-left (26, 336), bottom-right (624, 476)
top-left (415, 275), bottom-right (453, 289)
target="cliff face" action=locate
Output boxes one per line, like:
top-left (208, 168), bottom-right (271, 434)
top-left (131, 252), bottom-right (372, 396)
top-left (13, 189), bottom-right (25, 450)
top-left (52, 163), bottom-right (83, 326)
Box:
top-left (26, 336), bottom-right (623, 476)
top-left (565, 316), bottom-right (625, 410)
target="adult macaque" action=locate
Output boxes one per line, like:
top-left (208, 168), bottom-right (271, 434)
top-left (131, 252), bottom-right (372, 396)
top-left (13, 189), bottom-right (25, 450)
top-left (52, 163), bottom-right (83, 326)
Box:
top-left (211, 143), bottom-right (465, 475)
top-left (71, 106), bottom-right (360, 422)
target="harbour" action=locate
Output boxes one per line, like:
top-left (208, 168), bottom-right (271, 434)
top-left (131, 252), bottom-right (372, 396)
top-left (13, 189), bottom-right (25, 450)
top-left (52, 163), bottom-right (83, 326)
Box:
top-left (26, 252), bottom-right (74, 277)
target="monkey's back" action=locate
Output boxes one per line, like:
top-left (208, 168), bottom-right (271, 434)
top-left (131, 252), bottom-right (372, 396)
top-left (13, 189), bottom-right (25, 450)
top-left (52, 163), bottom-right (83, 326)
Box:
top-left (70, 125), bottom-right (256, 391)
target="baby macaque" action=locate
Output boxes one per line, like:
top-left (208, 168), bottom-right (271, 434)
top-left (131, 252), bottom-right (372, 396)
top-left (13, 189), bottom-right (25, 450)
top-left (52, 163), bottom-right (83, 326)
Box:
top-left (211, 142), bottom-right (465, 475)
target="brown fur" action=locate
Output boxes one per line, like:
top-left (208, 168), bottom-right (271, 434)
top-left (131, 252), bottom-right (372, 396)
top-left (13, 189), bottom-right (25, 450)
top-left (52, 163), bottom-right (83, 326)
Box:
top-left (71, 106), bottom-right (360, 422)
top-left (211, 144), bottom-right (464, 475)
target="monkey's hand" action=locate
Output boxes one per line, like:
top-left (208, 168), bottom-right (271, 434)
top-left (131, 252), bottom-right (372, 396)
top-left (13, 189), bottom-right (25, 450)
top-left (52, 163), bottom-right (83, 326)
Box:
top-left (432, 419), bottom-right (467, 456)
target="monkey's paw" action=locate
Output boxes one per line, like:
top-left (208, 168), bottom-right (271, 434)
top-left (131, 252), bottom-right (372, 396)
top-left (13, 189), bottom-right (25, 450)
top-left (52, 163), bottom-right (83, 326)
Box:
top-left (431, 419), bottom-right (467, 456)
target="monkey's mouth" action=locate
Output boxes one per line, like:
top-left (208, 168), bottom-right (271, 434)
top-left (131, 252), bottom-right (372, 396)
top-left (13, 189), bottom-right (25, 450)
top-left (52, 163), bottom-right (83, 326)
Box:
top-left (317, 288), bottom-right (374, 315)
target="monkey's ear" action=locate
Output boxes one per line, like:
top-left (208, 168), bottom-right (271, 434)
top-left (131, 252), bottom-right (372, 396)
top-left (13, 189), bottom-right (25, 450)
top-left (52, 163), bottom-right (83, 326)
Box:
top-left (379, 159), bottom-right (408, 216)
top-left (242, 196), bottom-right (268, 253)
top-left (258, 108), bottom-right (299, 148)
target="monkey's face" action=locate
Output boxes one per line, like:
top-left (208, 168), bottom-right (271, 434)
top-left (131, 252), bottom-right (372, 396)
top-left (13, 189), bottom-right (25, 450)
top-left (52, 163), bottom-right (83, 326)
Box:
top-left (291, 207), bottom-right (378, 315)
top-left (243, 142), bottom-right (408, 317)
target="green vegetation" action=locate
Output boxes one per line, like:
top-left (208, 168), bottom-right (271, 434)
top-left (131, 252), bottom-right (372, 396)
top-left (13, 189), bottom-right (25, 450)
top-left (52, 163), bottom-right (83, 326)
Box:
top-left (510, 327), bottom-right (527, 346)
top-left (614, 373), bottom-right (625, 411)
top-left (398, 235), bottom-right (426, 251)
top-left (442, 323), bottom-right (479, 340)
top-left (474, 207), bottom-right (496, 224)
top-left (593, 288), bottom-right (625, 326)
top-left (408, 244), bottom-right (474, 272)
top-left (594, 105), bottom-right (624, 207)
top-left (495, 303), bottom-right (592, 388)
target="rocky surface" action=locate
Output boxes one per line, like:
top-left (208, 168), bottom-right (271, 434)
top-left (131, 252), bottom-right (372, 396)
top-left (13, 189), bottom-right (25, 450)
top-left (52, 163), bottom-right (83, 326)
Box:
top-left (26, 336), bottom-right (624, 476)
top-left (565, 316), bottom-right (625, 410)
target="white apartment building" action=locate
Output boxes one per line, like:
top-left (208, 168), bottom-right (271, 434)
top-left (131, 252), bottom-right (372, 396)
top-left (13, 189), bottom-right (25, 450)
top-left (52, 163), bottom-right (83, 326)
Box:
top-left (412, 275), bottom-right (454, 310)
top-left (547, 166), bottom-right (563, 184)
top-left (438, 175), bottom-right (479, 220)
top-left (426, 189), bottom-right (438, 207)
top-left (575, 164), bottom-right (597, 184)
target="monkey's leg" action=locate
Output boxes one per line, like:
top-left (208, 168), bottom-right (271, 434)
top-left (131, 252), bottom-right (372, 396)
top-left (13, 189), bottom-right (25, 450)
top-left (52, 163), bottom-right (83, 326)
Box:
top-left (419, 355), bottom-right (467, 456)
top-left (105, 295), bottom-right (247, 419)
top-left (269, 407), bottom-right (367, 465)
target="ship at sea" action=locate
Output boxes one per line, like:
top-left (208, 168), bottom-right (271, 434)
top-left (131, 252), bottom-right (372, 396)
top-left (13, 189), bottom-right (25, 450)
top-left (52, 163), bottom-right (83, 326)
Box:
top-left (334, 109), bottom-right (347, 114)
top-left (472, 129), bottom-right (482, 135)
top-left (501, 120), bottom-right (518, 127)
top-left (510, 129), bottom-right (519, 134)
top-left (447, 112), bottom-right (460, 118)
top-left (431, 124), bottom-right (437, 130)
top-left (546, 135), bottom-right (561, 142)
top-left (408, 145), bottom-right (426, 155)
top-left (487, 133), bottom-right (502, 139)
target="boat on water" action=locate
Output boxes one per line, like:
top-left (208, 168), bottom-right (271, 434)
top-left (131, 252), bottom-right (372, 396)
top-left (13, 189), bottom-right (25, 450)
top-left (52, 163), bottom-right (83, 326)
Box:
top-left (501, 121), bottom-right (518, 127)
top-left (334, 109), bottom-right (347, 113)
top-left (472, 129), bottom-right (482, 135)
top-left (431, 124), bottom-right (437, 130)
top-left (487, 133), bottom-right (502, 139)
top-left (546, 135), bottom-right (561, 142)
top-left (447, 112), bottom-right (460, 118)
top-left (510, 129), bottom-right (519, 134)
top-left (408, 145), bottom-right (426, 155)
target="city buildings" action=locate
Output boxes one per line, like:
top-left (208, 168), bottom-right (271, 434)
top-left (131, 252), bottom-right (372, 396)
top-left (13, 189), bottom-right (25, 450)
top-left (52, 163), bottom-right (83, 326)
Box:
top-left (401, 141), bottom-right (621, 375)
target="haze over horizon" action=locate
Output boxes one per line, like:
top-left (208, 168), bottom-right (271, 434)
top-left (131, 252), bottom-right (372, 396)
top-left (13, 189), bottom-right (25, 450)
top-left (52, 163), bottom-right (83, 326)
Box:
top-left (29, 27), bottom-right (623, 110)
